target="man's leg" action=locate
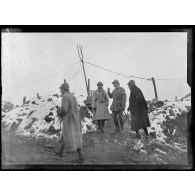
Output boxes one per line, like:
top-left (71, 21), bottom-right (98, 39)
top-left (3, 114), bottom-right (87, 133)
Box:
top-left (102, 120), bottom-right (105, 129)
top-left (101, 120), bottom-right (105, 133)
top-left (113, 112), bottom-right (119, 132)
top-left (97, 120), bottom-right (101, 131)
top-left (54, 137), bottom-right (65, 157)
top-left (72, 148), bottom-right (84, 163)
top-left (143, 127), bottom-right (149, 139)
top-left (118, 112), bottom-right (124, 131)
top-left (135, 129), bottom-right (141, 138)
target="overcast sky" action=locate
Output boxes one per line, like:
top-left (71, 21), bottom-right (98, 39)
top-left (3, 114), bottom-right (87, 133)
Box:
top-left (2, 32), bottom-right (190, 105)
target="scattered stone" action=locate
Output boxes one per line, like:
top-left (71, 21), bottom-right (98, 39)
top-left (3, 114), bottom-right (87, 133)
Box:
top-left (53, 94), bottom-right (59, 98)
top-left (44, 115), bottom-right (54, 123)
top-left (48, 112), bottom-right (54, 116)
top-left (149, 132), bottom-right (156, 139)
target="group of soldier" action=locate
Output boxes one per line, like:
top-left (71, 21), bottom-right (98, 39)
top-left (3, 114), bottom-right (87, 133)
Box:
top-left (55, 79), bottom-right (151, 163)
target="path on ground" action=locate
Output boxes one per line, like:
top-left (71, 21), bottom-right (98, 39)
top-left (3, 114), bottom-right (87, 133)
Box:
top-left (2, 122), bottom-right (188, 167)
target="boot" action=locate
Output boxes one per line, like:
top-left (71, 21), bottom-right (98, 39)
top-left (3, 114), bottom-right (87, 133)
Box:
top-left (135, 130), bottom-right (141, 139)
top-left (72, 149), bottom-right (85, 163)
top-left (143, 128), bottom-right (149, 140)
top-left (100, 120), bottom-right (105, 133)
top-left (53, 146), bottom-right (64, 158)
top-left (97, 120), bottom-right (101, 132)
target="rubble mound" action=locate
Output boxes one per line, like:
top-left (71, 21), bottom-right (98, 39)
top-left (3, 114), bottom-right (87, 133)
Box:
top-left (2, 94), bottom-right (96, 140)
top-left (2, 101), bottom-right (15, 117)
top-left (148, 96), bottom-right (191, 142)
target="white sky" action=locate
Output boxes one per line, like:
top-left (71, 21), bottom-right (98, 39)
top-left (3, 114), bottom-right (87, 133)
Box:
top-left (2, 32), bottom-right (190, 105)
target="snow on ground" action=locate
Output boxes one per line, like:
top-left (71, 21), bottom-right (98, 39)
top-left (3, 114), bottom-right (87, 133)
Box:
top-left (2, 94), bottom-right (96, 139)
top-left (147, 98), bottom-right (191, 142)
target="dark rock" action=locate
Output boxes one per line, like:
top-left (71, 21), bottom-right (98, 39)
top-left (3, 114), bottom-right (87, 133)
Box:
top-left (80, 106), bottom-right (91, 120)
top-left (149, 131), bottom-right (156, 139)
top-left (47, 125), bottom-right (61, 135)
top-left (2, 101), bottom-right (15, 113)
top-left (44, 115), bottom-right (54, 123)
top-left (16, 118), bottom-right (23, 123)
top-left (10, 122), bottom-right (19, 131)
top-left (48, 112), bottom-right (54, 116)
top-left (53, 94), bottom-right (59, 98)
top-left (169, 109), bottom-right (175, 116)
top-left (28, 110), bottom-right (34, 116)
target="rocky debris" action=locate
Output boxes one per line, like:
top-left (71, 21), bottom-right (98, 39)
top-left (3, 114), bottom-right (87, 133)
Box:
top-left (148, 100), bottom-right (164, 112)
top-left (2, 94), bottom-right (96, 139)
top-left (53, 94), bottom-right (59, 98)
top-left (2, 101), bottom-right (15, 113)
top-left (147, 96), bottom-right (191, 143)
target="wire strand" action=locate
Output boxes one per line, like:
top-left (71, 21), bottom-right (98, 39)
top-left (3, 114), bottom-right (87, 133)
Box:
top-left (84, 60), bottom-right (151, 81)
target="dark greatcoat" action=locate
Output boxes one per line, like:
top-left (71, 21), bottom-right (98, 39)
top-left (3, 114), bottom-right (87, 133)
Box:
top-left (128, 86), bottom-right (150, 131)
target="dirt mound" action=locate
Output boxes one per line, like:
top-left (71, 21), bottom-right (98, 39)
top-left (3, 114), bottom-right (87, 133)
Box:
top-left (2, 94), bottom-right (97, 139)
top-left (147, 97), bottom-right (191, 142)
top-left (2, 101), bottom-right (15, 117)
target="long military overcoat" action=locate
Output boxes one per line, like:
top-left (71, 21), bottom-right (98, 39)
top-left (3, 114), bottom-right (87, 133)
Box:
top-left (128, 86), bottom-right (150, 131)
top-left (92, 89), bottom-right (110, 120)
top-left (61, 92), bottom-right (82, 151)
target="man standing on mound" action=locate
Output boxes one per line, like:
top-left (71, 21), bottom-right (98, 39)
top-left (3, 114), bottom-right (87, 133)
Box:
top-left (107, 79), bottom-right (127, 133)
top-left (54, 81), bottom-right (84, 163)
top-left (127, 80), bottom-right (150, 139)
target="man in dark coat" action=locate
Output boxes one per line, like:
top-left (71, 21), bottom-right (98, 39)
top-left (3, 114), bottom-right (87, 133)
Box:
top-left (127, 80), bottom-right (150, 139)
top-left (107, 79), bottom-right (127, 133)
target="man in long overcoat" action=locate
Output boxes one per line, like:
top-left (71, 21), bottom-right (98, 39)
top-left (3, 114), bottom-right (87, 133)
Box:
top-left (107, 79), bottom-right (127, 133)
top-left (92, 81), bottom-right (110, 133)
top-left (54, 81), bottom-right (84, 163)
top-left (127, 80), bottom-right (150, 139)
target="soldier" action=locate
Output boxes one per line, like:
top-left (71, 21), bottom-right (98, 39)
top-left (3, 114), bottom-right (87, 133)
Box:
top-left (54, 81), bottom-right (84, 163)
top-left (92, 81), bottom-right (110, 133)
top-left (107, 79), bottom-right (127, 133)
top-left (127, 80), bottom-right (150, 139)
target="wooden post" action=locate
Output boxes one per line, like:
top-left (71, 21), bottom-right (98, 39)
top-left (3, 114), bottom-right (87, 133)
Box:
top-left (37, 93), bottom-right (40, 99)
top-left (151, 77), bottom-right (158, 99)
top-left (77, 45), bottom-right (89, 96)
top-left (23, 96), bottom-right (26, 105)
top-left (87, 79), bottom-right (90, 96)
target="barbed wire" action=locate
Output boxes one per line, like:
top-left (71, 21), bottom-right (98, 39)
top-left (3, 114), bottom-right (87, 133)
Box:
top-left (84, 60), bottom-right (151, 81)
top-left (84, 60), bottom-right (187, 83)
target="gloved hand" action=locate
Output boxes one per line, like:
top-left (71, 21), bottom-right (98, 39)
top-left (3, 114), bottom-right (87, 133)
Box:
top-left (57, 107), bottom-right (65, 118)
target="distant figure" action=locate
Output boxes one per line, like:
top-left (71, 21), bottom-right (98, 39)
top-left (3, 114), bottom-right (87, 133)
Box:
top-left (127, 80), bottom-right (150, 139)
top-left (92, 81), bottom-right (110, 133)
top-left (107, 79), bottom-right (127, 133)
top-left (54, 81), bottom-right (84, 163)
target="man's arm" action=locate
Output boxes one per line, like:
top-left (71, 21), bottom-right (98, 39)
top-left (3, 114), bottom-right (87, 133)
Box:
top-left (107, 88), bottom-right (113, 98)
top-left (61, 95), bottom-right (69, 113)
top-left (121, 88), bottom-right (127, 111)
top-left (105, 90), bottom-right (109, 106)
top-left (91, 92), bottom-right (96, 109)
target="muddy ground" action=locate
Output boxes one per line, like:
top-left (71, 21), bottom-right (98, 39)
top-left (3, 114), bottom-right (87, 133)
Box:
top-left (1, 119), bottom-right (190, 169)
